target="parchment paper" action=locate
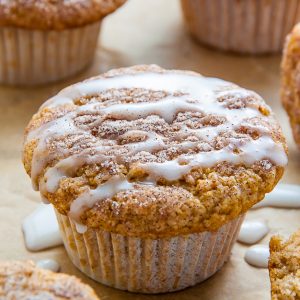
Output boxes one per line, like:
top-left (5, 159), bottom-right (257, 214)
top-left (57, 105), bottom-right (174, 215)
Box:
top-left (1, 1), bottom-right (300, 299)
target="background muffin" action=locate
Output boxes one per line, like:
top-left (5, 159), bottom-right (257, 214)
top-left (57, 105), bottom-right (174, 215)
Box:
top-left (269, 231), bottom-right (300, 299)
top-left (181, 0), bottom-right (300, 54)
top-left (0, 260), bottom-right (99, 299)
top-left (0, 0), bottom-right (126, 86)
top-left (23, 65), bottom-right (287, 293)
top-left (281, 23), bottom-right (300, 149)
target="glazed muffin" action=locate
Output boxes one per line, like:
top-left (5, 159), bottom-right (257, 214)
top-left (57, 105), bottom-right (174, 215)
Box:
top-left (269, 231), bottom-right (300, 299)
top-left (0, 260), bottom-right (99, 299)
top-left (23, 65), bottom-right (287, 293)
top-left (281, 23), bottom-right (300, 149)
top-left (0, 0), bottom-right (126, 86)
top-left (181, 0), bottom-right (300, 54)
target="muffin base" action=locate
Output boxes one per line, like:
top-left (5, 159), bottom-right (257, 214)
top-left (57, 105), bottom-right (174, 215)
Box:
top-left (181, 0), bottom-right (300, 54)
top-left (0, 22), bottom-right (101, 86)
top-left (56, 211), bottom-right (244, 293)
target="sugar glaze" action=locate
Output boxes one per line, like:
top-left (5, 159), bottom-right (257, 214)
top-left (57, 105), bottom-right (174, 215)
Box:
top-left (238, 220), bottom-right (269, 244)
top-left (244, 245), bottom-right (270, 268)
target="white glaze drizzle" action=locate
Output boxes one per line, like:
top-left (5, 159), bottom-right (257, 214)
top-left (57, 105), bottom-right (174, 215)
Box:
top-left (36, 259), bottom-right (60, 272)
top-left (22, 204), bottom-right (63, 251)
top-left (75, 223), bottom-right (88, 234)
top-left (244, 244), bottom-right (270, 268)
top-left (29, 96), bottom-right (261, 190)
top-left (29, 114), bottom-right (80, 190)
top-left (69, 176), bottom-right (134, 222)
top-left (41, 150), bottom-right (107, 194)
top-left (139, 135), bottom-right (286, 182)
top-left (41, 130), bottom-right (165, 194)
top-left (253, 184), bottom-right (300, 209)
top-left (25, 71), bottom-right (288, 228)
top-left (237, 220), bottom-right (269, 244)
top-left (42, 73), bottom-right (229, 109)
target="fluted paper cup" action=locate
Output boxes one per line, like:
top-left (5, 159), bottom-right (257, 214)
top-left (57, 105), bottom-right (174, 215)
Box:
top-left (181, 0), bottom-right (300, 54)
top-left (55, 210), bottom-right (244, 293)
top-left (0, 22), bottom-right (101, 86)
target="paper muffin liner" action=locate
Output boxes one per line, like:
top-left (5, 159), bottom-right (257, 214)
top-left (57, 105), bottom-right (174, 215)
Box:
top-left (0, 22), bottom-right (101, 86)
top-left (55, 210), bottom-right (244, 293)
top-left (181, 0), bottom-right (300, 54)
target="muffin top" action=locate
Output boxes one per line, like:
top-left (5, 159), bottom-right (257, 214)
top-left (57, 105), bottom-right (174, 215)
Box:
top-left (0, 260), bottom-right (99, 299)
top-left (0, 0), bottom-right (126, 30)
top-left (23, 65), bottom-right (287, 238)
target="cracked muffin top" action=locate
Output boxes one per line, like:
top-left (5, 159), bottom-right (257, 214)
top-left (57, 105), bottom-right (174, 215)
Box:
top-left (23, 65), bottom-right (288, 238)
top-left (0, 0), bottom-right (126, 30)
top-left (0, 260), bottom-right (99, 299)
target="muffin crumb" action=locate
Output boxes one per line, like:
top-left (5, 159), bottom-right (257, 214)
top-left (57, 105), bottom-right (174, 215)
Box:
top-left (269, 231), bottom-right (300, 299)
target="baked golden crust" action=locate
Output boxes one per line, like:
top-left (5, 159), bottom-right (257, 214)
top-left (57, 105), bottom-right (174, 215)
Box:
top-left (281, 23), bottom-right (300, 149)
top-left (23, 65), bottom-right (287, 238)
top-left (0, 0), bottom-right (126, 30)
top-left (0, 260), bottom-right (99, 299)
top-left (269, 231), bottom-right (300, 300)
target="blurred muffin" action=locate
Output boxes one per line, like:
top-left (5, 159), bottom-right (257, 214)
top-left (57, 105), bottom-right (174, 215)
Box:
top-left (181, 0), bottom-right (300, 54)
top-left (23, 65), bottom-right (287, 293)
top-left (0, 0), bottom-right (126, 86)
top-left (281, 23), bottom-right (300, 148)
top-left (0, 260), bottom-right (99, 299)
top-left (269, 231), bottom-right (300, 299)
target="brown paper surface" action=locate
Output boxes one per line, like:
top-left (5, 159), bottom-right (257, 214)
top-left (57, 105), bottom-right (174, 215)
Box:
top-left (0, 1), bottom-right (299, 299)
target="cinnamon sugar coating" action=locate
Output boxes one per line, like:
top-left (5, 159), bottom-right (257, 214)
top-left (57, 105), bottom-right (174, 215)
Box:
top-left (23, 65), bottom-right (287, 238)
top-left (281, 23), bottom-right (300, 149)
top-left (0, 0), bottom-right (126, 30)
top-left (0, 261), bottom-right (99, 299)
top-left (269, 231), bottom-right (300, 300)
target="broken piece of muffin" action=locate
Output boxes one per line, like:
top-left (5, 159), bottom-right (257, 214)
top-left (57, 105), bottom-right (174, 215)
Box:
top-left (269, 230), bottom-right (300, 300)
top-left (0, 260), bottom-right (99, 299)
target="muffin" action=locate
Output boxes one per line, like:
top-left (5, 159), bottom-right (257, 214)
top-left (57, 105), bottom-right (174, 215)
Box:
top-left (269, 231), bottom-right (300, 299)
top-left (0, 0), bottom-right (126, 86)
top-left (22, 65), bottom-right (287, 293)
top-left (0, 260), bottom-right (99, 299)
top-left (181, 0), bottom-right (300, 54)
top-left (281, 23), bottom-right (300, 149)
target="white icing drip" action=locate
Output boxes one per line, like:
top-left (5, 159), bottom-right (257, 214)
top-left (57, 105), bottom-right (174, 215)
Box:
top-left (83, 97), bottom-right (260, 125)
top-left (42, 131), bottom-right (165, 193)
top-left (43, 73), bottom-right (230, 109)
top-left (43, 151), bottom-right (107, 193)
top-left (22, 204), bottom-right (63, 251)
top-left (36, 259), bottom-right (60, 272)
top-left (69, 176), bottom-right (134, 222)
top-left (253, 184), bottom-right (300, 209)
top-left (123, 130), bottom-right (166, 154)
top-left (140, 136), bottom-right (287, 182)
top-left (75, 223), bottom-right (88, 234)
top-left (43, 155), bottom-right (87, 194)
top-left (237, 220), bottom-right (269, 244)
top-left (244, 245), bottom-right (270, 268)
top-left (179, 115), bottom-right (270, 143)
top-left (104, 97), bottom-right (197, 124)
top-left (29, 114), bottom-right (80, 191)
